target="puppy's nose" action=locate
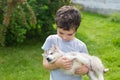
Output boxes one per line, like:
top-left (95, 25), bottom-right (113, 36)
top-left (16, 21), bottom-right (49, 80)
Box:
top-left (47, 58), bottom-right (52, 62)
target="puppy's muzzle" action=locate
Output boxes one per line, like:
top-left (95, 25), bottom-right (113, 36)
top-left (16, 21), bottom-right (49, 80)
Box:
top-left (47, 58), bottom-right (52, 62)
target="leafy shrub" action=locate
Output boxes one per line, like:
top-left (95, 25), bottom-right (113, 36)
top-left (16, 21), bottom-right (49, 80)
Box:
top-left (0, 0), bottom-right (36, 46)
top-left (73, 3), bottom-right (84, 11)
top-left (109, 12), bottom-right (120, 23)
top-left (5, 25), bottom-right (27, 46)
top-left (0, 25), bottom-right (6, 46)
top-left (0, 0), bottom-right (71, 46)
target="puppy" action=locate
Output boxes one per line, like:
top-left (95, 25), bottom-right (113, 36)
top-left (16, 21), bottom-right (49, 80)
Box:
top-left (42, 45), bottom-right (109, 80)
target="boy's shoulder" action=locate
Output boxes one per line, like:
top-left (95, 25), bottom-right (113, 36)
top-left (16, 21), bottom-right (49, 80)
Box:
top-left (47, 34), bottom-right (60, 40)
top-left (48, 34), bottom-right (58, 38)
top-left (74, 38), bottom-right (86, 45)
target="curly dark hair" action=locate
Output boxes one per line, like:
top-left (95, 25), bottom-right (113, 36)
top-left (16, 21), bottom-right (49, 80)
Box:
top-left (55, 6), bottom-right (81, 31)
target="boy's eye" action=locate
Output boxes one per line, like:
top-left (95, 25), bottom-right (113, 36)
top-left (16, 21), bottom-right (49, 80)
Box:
top-left (49, 52), bottom-right (53, 55)
top-left (68, 34), bottom-right (73, 36)
top-left (59, 32), bottom-right (63, 35)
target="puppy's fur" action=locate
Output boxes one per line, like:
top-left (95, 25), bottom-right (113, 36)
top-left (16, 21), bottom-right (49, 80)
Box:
top-left (42, 45), bottom-right (109, 80)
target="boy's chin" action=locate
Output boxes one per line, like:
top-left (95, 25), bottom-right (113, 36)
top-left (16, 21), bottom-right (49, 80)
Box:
top-left (63, 40), bottom-right (69, 42)
top-left (62, 39), bottom-right (73, 42)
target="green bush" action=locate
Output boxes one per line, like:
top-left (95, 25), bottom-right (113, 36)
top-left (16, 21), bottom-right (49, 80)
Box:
top-left (0, 0), bottom-right (71, 46)
top-left (109, 12), bottom-right (120, 23)
top-left (5, 25), bottom-right (27, 45)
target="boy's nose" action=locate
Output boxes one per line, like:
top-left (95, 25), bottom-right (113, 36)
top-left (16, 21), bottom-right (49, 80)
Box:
top-left (62, 36), bottom-right (68, 41)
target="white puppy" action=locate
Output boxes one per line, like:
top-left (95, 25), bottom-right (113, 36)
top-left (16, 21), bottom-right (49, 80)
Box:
top-left (42, 45), bottom-right (109, 80)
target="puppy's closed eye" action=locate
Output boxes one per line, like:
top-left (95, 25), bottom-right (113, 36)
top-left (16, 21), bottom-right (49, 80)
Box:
top-left (48, 50), bottom-right (54, 55)
top-left (49, 52), bottom-right (53, 55)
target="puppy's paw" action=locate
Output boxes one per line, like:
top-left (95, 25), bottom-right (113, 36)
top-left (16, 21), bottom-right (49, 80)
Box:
top-left (104, 68), bottom-right (109, 73)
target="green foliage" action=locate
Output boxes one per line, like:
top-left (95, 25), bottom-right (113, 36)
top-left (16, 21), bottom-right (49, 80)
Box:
top-left (0, 1), bottom-right (5, 46)
top-left (5, 25), bottom-right (27, 46)
top-left (0, 0), bottom-right (36, 46)
top-left (109, 12), bottom-right (120, 23)
top-left (0, 0), bottom-right (71, 46)
top-left (72, 3), bottom-right (84, 11)
top-left (0, 25), bottom-right (6, 46)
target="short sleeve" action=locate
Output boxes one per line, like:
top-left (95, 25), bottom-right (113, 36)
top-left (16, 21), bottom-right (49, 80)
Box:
top-left (80, 43), bottom-right (88, 54)
top-left (41, 35), bottom-right (53, 51)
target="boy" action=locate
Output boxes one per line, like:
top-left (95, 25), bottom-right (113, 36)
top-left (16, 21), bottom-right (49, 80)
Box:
top-left (42, 6), bottom-right (89, 80)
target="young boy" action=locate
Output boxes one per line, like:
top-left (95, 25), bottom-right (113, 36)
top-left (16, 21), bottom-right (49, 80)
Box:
top-left (42, 6), bottom-right (89, 80)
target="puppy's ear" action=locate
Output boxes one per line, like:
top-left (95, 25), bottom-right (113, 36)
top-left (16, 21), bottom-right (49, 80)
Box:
top-left (51, 44), bottom-right (58, 50)
top-left (54, 45), bottom-right (59, 51)
top-left (42, 53), bottom-right (47, 58)
top-left (51, 44), bottom-right (60, 52)
top-left (51, 44), bottom-right (55, 49)
top-left (41, 53), bottom-right (45, 57)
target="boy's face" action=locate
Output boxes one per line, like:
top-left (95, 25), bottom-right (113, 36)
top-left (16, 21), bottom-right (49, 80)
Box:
top-left (57, 28), bottom-right (75, 41)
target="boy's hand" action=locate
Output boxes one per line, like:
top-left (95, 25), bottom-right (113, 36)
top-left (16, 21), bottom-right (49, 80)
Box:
top-left (55, 56), bottom-right (73, 70)
top-left (75, 65), bottom-right (89, 75)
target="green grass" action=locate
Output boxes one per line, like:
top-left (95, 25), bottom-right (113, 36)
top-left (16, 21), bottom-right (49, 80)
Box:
top-left (0, 41), bottom-right (49, 80)
top-left (0, 11), bottom-right (120, 80)
top-left (76, 11), bottom-right (120, 80)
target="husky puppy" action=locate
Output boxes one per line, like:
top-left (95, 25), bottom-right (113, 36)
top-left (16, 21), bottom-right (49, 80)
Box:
top-left (42, 45), bottom-right (109, 80)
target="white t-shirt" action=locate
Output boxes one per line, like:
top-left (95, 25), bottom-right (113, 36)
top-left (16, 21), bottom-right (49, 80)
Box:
top-left (42, 34), bottom-right (88, 80)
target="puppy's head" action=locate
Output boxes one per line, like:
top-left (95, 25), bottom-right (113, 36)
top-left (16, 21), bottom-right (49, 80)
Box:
top-left (42, 45), bottom-right (63, 63)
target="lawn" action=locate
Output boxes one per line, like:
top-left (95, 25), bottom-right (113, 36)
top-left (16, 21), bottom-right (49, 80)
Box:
top-left (0, 11), bottom-right (120, 80)
top-left (0, 41), bottom-right (49, 80)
